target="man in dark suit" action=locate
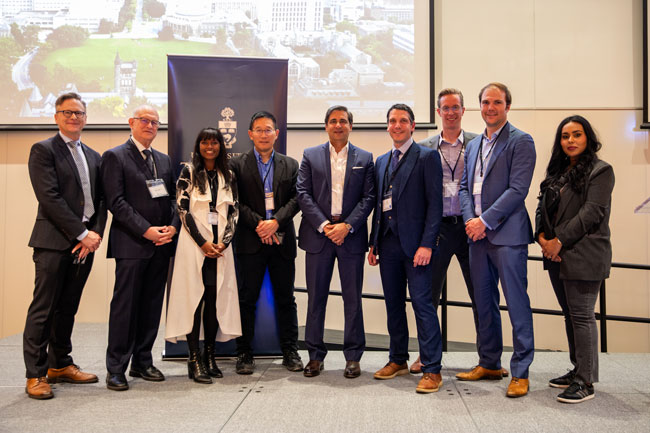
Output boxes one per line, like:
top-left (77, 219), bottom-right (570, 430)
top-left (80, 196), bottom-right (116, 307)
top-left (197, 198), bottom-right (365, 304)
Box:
top-left (457, 82), bottom-right (536, 398)
top-left (410, 89), bottom-right (509, 378)
top-left (368, 103), bottom-right (443, 394)
top-left (230, 111), bottom-right (302, 374)
top-left (296, 106), bottom-right (375, 378)
top-left (23, 92), bottom-right (106, 399)
top-left (101, 105), bottom-right (179, 391)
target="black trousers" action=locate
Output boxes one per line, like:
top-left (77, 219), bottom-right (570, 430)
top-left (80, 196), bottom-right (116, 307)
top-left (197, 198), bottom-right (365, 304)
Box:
top-left (23, 247), bottom-right (94, 378)
top-left (430, 218), bottom-right (479, 344)
top-left (106, 250), bottom-right (169, 374)
top-left (235, 246), bottom-right (298, 354)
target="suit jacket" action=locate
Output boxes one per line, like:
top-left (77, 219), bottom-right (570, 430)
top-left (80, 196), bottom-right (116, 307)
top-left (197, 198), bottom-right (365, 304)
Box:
top-left (296, 142), bottom-right (375, 254)
top-left (535, 159), bottom-right (614, 280)
top-left (230, 149), bottom-right (300, 259)
top-left (459, 122), bottom-right (536, 246)
top-left (369, 142), bottom-right (443, 258)
top-left (28, 134), bottom-right (106, 250)
top-left (101, 139), bottom-right (179, 259)
top-left (417, 130), bottom-right (478, 151)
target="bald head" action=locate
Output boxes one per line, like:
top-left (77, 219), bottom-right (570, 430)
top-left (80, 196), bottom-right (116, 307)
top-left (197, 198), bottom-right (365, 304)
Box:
top-left (129, 105), bottom-right (160, 147)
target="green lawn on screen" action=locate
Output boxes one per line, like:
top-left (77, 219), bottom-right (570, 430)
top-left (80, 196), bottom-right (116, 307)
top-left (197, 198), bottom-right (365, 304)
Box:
top-left (41, 38), bottom-right (215, 92)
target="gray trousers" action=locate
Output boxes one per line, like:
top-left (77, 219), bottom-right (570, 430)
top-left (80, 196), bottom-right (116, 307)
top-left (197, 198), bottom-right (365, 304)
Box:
top-left (547, 263), bottom-right (600, 384)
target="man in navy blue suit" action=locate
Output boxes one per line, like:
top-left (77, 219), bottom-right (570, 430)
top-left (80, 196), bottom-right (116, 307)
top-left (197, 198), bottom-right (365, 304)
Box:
top-left (101, 106), bottom-right (179, 391)
top-left (368, 104), bottom-right (443, 393)
top-left (457, 82), bottom-right (536, 398)
top-left (297, 106), bottom-right (375, 378)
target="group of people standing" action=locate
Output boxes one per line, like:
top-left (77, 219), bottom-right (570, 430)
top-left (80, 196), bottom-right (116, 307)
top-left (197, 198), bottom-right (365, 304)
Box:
top-left (22, 82), bottom-right (614, 406)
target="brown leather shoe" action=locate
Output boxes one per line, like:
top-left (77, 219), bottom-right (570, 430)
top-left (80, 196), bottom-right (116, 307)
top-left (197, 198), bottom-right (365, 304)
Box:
top-left (456, 365), bottom-right (503, 381)
top-left (416, 372), bottom-right (443, 393)
top-left (303, 360), bottom-right (323, 377)
top-left (343, 361), bottom-right (361, 379)
top-left (409, 356), bottom-right (422, 374)
top-left (506, 377), bottom-right (529, 398)
top-left (25, 377), bottom-right (53, 400)
top-left (501, 367), bottom-right (509, 377)
top-left (374, 362), bottom-right (408, 380)
top-left (48, 364), bottom-right (98, 384)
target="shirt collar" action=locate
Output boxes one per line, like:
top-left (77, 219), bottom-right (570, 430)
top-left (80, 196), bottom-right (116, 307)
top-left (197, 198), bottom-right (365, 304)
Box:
top-left (59, 131), bottom-right (78, 145)
top-left (482, 123), bottom-right (506, 143)
top-left (439, 130), bottom-right (464, 147)
top-left (130, 135), bottom-right (150, 153)
top-left (392, 137), bottom-right (413, 155)
top-left (329, 141), bottom-right (349, 157)
top-left (254, 148), bottom-right (274, 164)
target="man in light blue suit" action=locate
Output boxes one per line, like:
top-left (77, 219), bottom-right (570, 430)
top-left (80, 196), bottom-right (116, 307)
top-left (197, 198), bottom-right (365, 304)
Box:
top-left (297, 106), bottom-right (375, 378)
top-left (368, 103), bottom-right (444, 394)
top-left (457, 82), bottom-right (536, 398)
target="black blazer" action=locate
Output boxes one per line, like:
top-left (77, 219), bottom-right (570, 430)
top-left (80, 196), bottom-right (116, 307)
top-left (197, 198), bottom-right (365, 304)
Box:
top-left (101, 139), bottom-right (179, 259)
top-left (230, 149), bottom-right (300, 259)
top-left (535, 159), bottom-right (614, 281)
top-left (28, 134), bottom-right (106, 250)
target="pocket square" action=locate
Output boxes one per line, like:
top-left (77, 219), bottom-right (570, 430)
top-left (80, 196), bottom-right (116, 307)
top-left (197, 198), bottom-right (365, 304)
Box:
top-left (352, 166), bottom-right (363, 170)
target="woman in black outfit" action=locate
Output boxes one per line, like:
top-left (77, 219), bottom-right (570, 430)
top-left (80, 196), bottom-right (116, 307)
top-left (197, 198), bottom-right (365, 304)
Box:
top-left (166, 128), bottom-right (240, 384)
top-left (535, 115), bottom-right (614, 403)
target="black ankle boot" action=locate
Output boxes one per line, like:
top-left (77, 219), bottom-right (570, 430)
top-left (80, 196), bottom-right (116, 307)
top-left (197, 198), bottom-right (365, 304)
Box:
top-left (188, 349), bottom-right (212, 384)
top-left (203, 344), bottom-right (223, 378)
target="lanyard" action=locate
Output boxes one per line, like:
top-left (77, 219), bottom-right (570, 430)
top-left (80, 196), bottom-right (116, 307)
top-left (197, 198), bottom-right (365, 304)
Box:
top-left (438, 137), bottom-right (464, 182)
top-left (259, 154), bottom-right (274, 192)
top-left (479, 128), bottom-right (503, 177)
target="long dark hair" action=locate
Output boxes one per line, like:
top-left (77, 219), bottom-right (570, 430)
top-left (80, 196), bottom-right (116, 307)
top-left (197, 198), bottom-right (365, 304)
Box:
top-left (540, 115), bottom-right (601, 194)
top-left (191, 127), bottom-right (231, 194)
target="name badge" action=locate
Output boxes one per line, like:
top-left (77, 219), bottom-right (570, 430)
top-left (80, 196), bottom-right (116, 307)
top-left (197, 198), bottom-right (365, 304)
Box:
top-left (444, 181), bottom-right (459, 198)
top-left (207, 212), bottom-right (218, 225)
top-left (146, 179), bottom-right (169, 198)
top-left (382, 189), bottom-right (393, 212)
top-left (265, 191), bottom-right (274, 211)
top-left (473, 182), bottom-right (483, 195)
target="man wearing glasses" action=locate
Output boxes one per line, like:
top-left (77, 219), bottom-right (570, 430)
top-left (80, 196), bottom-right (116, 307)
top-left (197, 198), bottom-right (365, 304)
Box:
top-left (101, 106), bottom-right (179, 391)
top-left (229, 111), bottom-right (303, 374)
top-left (23, 92), bottom-right (106, 399)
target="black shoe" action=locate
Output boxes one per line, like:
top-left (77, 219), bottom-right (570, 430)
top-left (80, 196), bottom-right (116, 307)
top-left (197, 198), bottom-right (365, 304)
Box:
top-left (303, 360), bottom-right (324, 377)
top-left (129, 365), bottom-right (165, 382)
top-left (557, 382), bottom-right (595, 404)
top-left (344, 361), bottom-right (361, 379)
top-left (282, 350), bottom-right (304, 372)
top-left (549, 370), bottom-right (576, 389)
top-left (235, 352), bottom-right (255, 375)
top-left (203, 344), bottom-right (223, 378)
top-left (106, 373), bottom-right (129, 391)
top-left (188, 350), bottom-right (212, 384)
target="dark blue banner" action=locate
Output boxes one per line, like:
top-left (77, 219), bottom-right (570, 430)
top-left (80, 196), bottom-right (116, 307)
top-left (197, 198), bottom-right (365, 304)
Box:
top-left (165, 55), bottom-right (288, 358)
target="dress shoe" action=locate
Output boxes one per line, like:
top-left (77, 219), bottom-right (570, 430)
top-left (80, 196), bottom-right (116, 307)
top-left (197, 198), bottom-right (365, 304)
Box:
top-left (303, 360), bottom-right (324, 377)
top-left (415, 372), bottom-right (443, 393)
top-left (25, 377), bottom-right (53, 400)
top-left (106, 373), bottom-right (129, 391)
top-left (506, 377), bottom-right (529, 398)
top-left (129, 365), bottom-right (165, 382)
top-left (501, 367), bottom-right (509, 377)
top-left (456, 365), bottom-right (503, 381)
top-left (203, 344), bottom-right (223, 378)
top-left (374, 362), bottom-right (408, 380)
top-left (409, 356), bottom-right (423, 374)
top-left (47, 364), bottom-right (98, 384)
top-left (344, 361), bottom-right (361, 379)
top-left (235, 352), bottom-right (255, 375)
top-left (282, 350), bottom-right (304, 372)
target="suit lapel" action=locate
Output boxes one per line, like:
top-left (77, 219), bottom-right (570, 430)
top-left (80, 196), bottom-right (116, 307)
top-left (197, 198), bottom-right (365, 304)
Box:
top-left (272, 152), bottom-right (284, 199)
top-left (127, 140), bottom-right (153, 179)
top-left (245, 150), bottom-right (265, 196)
top-left (483, 122), bottom-right (510, 179)
top-left (80, 143), bottom-right (97, 200)
top-left (554, 187), bottom-right (574, 225)
top-left (394, 143), bottom-right (419, 201)
top-left (54, 135), bottom-right (82, 189)
top-left (376, 151), bottom-right (389, 201)
top-left (323, 143), bottom-right (332, 196)
top-left (343, 143), bottom-right (355, 193)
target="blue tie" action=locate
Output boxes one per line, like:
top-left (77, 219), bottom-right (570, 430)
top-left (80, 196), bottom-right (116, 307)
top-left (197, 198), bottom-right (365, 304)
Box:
top-left (391, 149), bottom-right (401, 173)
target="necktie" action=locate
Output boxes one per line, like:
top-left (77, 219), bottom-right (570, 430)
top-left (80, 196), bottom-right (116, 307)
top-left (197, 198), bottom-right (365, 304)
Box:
top-left (143, 149), bottom-right (154, 174)
top-left (390, 149), bottom-right (401, 173)
top-left (68, 141), bottom-right (95, 219)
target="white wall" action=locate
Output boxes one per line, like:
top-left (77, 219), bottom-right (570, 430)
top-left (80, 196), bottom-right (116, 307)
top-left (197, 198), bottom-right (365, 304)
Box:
top-left (1, 0), bottom-right (648, 352)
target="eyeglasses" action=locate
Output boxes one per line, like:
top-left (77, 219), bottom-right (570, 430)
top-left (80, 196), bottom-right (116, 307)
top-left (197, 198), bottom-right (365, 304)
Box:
top-left (252, 129), bottom-right (275, 135)
top-left (440, 106), bottom-right (462, 113)
top-left (133, 117), bottom-right (161, 127)
top-left (56, 110), bottom-right (86, 118)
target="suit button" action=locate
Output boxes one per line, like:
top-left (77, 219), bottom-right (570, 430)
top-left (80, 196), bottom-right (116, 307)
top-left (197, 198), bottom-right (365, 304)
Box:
top-left (388, 216), bottom-right (391, 220)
